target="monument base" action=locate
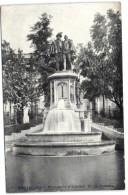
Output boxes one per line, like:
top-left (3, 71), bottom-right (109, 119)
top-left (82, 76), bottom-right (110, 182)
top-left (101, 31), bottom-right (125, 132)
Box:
top-left (12, 70), bottom-right (116, 156)
top-left (25, 132), bottom-right (102, 142)
top-left (13, 132), bottom-right (115, 156)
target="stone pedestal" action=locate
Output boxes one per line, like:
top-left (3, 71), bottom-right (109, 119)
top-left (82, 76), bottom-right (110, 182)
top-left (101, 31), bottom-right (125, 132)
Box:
top-left (48, 71), bottom-right (77, 108)
top-left (81, 119), bottom-right (91, 132)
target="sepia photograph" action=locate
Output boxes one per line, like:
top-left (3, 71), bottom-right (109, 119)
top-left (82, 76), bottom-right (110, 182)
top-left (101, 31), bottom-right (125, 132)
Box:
top-left (0, 1), bottom-right (125, 193)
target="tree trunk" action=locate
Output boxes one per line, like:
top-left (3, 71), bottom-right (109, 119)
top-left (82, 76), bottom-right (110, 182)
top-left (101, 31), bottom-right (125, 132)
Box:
top-left (93, 98), bottom-right (96, 111)
top-left (17, 104), bottom-right (24, 124)
top-left (9, 101), bottom-right (11, 124)
top-left (21, 104), bottom-right (24, 124)
top-left (14, 105), bottom-right (18, 124)
top-left (35, 100), bottom-right (37, 123)
top-left (102, 94), bottom-right (105, 115)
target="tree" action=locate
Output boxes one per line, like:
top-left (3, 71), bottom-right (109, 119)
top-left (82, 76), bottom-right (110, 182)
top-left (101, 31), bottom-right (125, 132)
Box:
top-left (2, 41), bottom-right (38, 123)
top-left (2, 40), bottom-right (16, 103)
top-left (76, 43), bottom-right (107, 111)
top-left (27, 13), bottom-right (56, 106)
top-left (76, 9), bottom-right (123, 119)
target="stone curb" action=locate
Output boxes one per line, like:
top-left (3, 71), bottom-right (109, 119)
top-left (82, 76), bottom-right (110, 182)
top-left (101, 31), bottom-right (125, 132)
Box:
top-left (92, 123), bottom-right (124, 139)
top-left (5, 124), bottom-right (43, 142)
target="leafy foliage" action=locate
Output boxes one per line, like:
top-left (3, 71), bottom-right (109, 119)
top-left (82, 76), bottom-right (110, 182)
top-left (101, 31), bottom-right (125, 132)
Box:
top-left (27, 13), bottom-right (56, 106)
top-left (76, 9), bottom-right (123, 118)
top-left (2, 41), bottom-right (41, 123)
top-left (2, 41), bottom-right (15, 103)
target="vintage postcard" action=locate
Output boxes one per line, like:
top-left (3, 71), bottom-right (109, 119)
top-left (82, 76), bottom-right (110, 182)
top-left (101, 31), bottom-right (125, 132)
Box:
top-left (1, 2), bottom-right (125, 193)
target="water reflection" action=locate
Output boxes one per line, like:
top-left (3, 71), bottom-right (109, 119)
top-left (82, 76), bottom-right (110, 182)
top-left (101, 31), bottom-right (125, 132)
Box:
top-left (6, 151), bottom-right (125, 192)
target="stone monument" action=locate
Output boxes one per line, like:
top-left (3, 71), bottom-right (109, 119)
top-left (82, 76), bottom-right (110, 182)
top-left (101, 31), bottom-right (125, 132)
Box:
top-left (13, 33), bottom-right (115, 156)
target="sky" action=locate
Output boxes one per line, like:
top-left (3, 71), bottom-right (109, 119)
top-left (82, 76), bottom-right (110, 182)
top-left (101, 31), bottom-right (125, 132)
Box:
top-left (1, 2), bottom-right (121, 53)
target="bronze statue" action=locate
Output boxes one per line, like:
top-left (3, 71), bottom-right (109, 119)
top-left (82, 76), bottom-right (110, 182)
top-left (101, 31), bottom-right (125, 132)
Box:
top-left (63, 35), bottom-right (71, 70)
top-left (49, 33), bottom-right (76, 71)
top-left (53, 32), bottom-right (63, 70)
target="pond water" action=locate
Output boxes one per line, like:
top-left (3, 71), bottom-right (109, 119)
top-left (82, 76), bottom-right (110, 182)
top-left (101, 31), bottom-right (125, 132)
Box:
top-left (6, 151), bottom-right (125, 192)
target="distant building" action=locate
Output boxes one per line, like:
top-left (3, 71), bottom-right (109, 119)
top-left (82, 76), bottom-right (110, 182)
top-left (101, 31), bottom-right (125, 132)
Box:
top-left (93, 95), bottom-right (119, 117)
top-left (81, 87), bottom-right (119, 117)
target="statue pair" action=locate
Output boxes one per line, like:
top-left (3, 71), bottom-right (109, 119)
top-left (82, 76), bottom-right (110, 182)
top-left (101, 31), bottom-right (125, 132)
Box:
top-left (49, 32), bottom-right (76, 71)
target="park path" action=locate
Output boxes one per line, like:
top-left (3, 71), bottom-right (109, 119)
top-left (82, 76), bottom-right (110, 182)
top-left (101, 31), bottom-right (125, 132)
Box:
top-left (5, 124), bottom-right (43, 152)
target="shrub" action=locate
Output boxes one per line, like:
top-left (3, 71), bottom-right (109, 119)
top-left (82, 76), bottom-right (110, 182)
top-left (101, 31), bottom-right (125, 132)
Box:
top-left (92, 115), bottom-right (123, 130)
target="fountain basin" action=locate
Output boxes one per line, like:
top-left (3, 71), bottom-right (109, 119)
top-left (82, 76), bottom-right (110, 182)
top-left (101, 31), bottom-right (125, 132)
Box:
top-left (25, 132), bottom-right (102, 142)
top-left (13, 141), bottom-right (115, 156)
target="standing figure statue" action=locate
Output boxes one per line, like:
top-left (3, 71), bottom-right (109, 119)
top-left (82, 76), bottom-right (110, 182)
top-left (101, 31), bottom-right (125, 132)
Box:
top-left (49, 33), bottom-right (76, 71)
top-left (50, 32), bottom-right (63, 70)
top-left (63, 35), bottom-right (71, 70)
top-left (63, 35), bottom-right (76, 70)
top-left (69, 39), bottom-right (76, 67)
top-left (54, 32), bottom-right (64, 70)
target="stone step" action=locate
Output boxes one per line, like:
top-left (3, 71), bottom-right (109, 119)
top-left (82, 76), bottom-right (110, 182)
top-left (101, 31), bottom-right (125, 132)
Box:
top-left (13, 140), bottom-right (115, 156)
top-left (25, 132), bottom-right (102, 142)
